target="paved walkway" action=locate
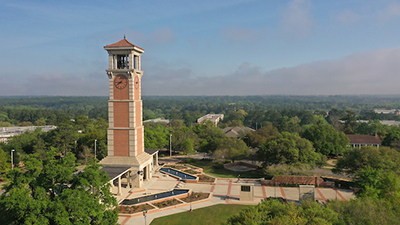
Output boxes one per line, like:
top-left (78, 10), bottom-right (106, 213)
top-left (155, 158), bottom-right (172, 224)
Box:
top-left (116, 171), bottom-right (355, 225)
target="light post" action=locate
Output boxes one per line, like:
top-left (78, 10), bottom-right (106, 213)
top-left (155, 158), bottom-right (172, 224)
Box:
top-left (169, 134), bottom-right (172, 157)
top-left (94, 139), bottom-right (97, 160)
top-left (11, 149), bottom-right (15, 170)
top-left (143, 209), bottom-right (148, 225)
top-left (336, 183), bottom-right (341, 200)
top-left (189, 193), bottom-right (192, 212)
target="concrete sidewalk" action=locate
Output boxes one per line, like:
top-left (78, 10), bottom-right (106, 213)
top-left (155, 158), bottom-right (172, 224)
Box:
top-left (117, 171), bottom-right (355, 225)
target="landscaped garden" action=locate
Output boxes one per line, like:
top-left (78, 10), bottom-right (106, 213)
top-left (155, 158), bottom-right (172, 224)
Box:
top-left (118, 203), bottom-right (154, 214)
top-left (197, 174), bottom-right (215, 183)
top-left (188, 159), bottom-right (264, 179)
top-left (183, 169), bottom-right (201, 175)
top-left (180, 192), bottom-right (209, 202)
top-left (153, 198), bottom-right (182, 208)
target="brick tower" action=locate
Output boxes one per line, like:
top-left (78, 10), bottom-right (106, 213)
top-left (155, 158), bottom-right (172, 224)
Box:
top-left (100, 38), bottom-right (157, 189)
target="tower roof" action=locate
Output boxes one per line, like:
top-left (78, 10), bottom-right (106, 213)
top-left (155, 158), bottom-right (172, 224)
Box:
top-left (104, 38), bottom-right (144, 51)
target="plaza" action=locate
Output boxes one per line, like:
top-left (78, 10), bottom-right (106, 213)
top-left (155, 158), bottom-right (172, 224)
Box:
top-left (116, 167), bottom-right (355, 225)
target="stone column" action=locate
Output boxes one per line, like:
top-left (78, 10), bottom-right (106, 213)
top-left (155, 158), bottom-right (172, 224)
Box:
top-left (156, 154), bottom-right (159, 167)
top-left (117, 176), bottom-right (122, 196)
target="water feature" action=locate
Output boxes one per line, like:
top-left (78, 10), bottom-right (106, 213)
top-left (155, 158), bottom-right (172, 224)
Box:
top-left (159, 167), bottom-right (197, 180)
top-left (121, 189), bottom-right (189, 205)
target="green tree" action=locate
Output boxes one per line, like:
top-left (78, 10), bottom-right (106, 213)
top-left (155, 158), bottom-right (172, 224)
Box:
top-left (382, 126), bottom-right (400, 147)
top-left (171, 127), bottom-right (199, 152)
top-left (328, 197), bottom-right (400, 225)
top-left (193, 121), bottom-right (226, 153)
top-left (182, 139), bottom-right (195, 155)
top-left (0, 150), bottom-right (118, 224)
top-left (278, 116), bottom-right (301, 134)
top-left (0, 148), bottom-right (8, 174)
top-left (301, 124), bottom-right (349, 155)
top-left (258, 132), bottom-right (324, 167)
top-left (213, 138), bottom-right (249, 162)
top-left (34, 117), bottom-right (46, 126)
top-left (49, 123), bottom-right (79, 156)
top-left (334, 146), bottom-right (400, 175)
top-left (227, 198), bottom-right (339, 225)
top-left (342, 110), bottom-right (358, 134)
top-left (246, 123), bottom-right (280, 149)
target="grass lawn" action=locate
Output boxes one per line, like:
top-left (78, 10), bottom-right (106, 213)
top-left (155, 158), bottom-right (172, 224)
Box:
top-left (189, 160), bottom-right (264, 179)
top-left (150, 204), bottom-right (250, 225)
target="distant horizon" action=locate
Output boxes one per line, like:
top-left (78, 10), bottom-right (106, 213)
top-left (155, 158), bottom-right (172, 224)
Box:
top-left (2, 94), bottom-right (400, 98)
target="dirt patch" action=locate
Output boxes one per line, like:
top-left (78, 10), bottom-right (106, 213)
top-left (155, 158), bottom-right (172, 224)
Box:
top-left (118, 204), bottom-right (154, 214)
top-left (180, 192), bottom-right (210, 202)
top-left (164, 164), bottom-right (187, 170)
top-left (153, 198), bottom-right (182, 208)
top-left (184, 169), bottom-right (201, 175)
top-left (198, 174), bottom-right (215, 183)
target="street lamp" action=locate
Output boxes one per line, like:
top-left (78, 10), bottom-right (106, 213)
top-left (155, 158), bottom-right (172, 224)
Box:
top-left (189, 193), bottom-right (192, 212)
top-left (11, 149), bottom-right (15, 170)
top-left (169, 134), bottom-right (172, 157)
top-left (94, 139), bottom-right (97, 159)
top-left (143, 209), bottom-right (148, 225)
top-left (336, 183), bottom-right (341, 200)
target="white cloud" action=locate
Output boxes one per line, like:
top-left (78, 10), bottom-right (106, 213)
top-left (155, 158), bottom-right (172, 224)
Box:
top-left (335, 8), bottom-right (362, 25)
top-left (0, 73), bottom-right (108, 96)
top-left (279, 0), bottom-right (314, 37)
top-left (141, 47), bottom-right (400, 95)
top-left (377, 1), bottom-right (400, 21)
top-left (3, 47), bottom-right (400, 96)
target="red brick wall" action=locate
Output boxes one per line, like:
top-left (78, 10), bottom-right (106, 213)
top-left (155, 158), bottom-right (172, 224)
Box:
top-left (113, 102), bottom-right (129, 127)
top-left (114, 130), bottom-right (129, 156)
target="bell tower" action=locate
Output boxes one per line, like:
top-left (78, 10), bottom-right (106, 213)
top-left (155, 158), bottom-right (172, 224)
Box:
top-left (104, 38), bottom-right (144, 158)
top-left (100, 38), bottom-right (156, 189)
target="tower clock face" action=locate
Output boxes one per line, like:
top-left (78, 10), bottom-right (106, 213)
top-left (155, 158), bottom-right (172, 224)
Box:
top-left (114, 74), bottom-right (128, 89)
top-left (134, 76), bottom-right (140, 89)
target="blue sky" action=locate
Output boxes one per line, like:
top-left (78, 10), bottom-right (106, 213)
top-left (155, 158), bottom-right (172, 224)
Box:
top-left (2, 0), bottom-right (400, 96)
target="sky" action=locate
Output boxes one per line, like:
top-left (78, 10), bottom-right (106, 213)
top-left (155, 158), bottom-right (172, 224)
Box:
top-left (2, 0), bottom-right (400, 96)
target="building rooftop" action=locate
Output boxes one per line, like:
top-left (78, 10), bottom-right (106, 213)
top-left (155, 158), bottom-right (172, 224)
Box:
top-left (222, 127), bottom-right (255, 138)
top-left (143, 118), bottom-right (170, 123)
top-left (104, 38), bottom-right (144, 51)
top-left (346, 134), bottom-right (382, 144)
top-left (197, 114), bottom-right (224, 124)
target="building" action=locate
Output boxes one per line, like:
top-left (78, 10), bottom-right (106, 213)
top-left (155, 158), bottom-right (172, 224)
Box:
top-left (373, 109), bottom-right (400, 115)
top-left (197, 114), bottom-right (224, 126)
top-left (0, 125), bottom-right (56, 143)
top-left (346, 134), bottom-right (382, 148)
top-left (222, 127), bottom-right (254, 138)
top-left (143, 118), bottom-right (170, 124)
top-left (99, 38), bottom-right (158, 193)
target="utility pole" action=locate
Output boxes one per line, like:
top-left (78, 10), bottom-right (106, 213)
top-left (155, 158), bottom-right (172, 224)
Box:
top-left (11, 149), bottom-right (15, 170)
top-left (169, 134), bottom-right (172, 157)
top-left (94, 139), bottom-right (97, 159)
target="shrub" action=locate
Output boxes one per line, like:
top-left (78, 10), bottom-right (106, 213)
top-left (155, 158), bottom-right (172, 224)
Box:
top-left (184, 158), bottom-right (196, 164)
top-left (212, 163), bottom-right (224, 169)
